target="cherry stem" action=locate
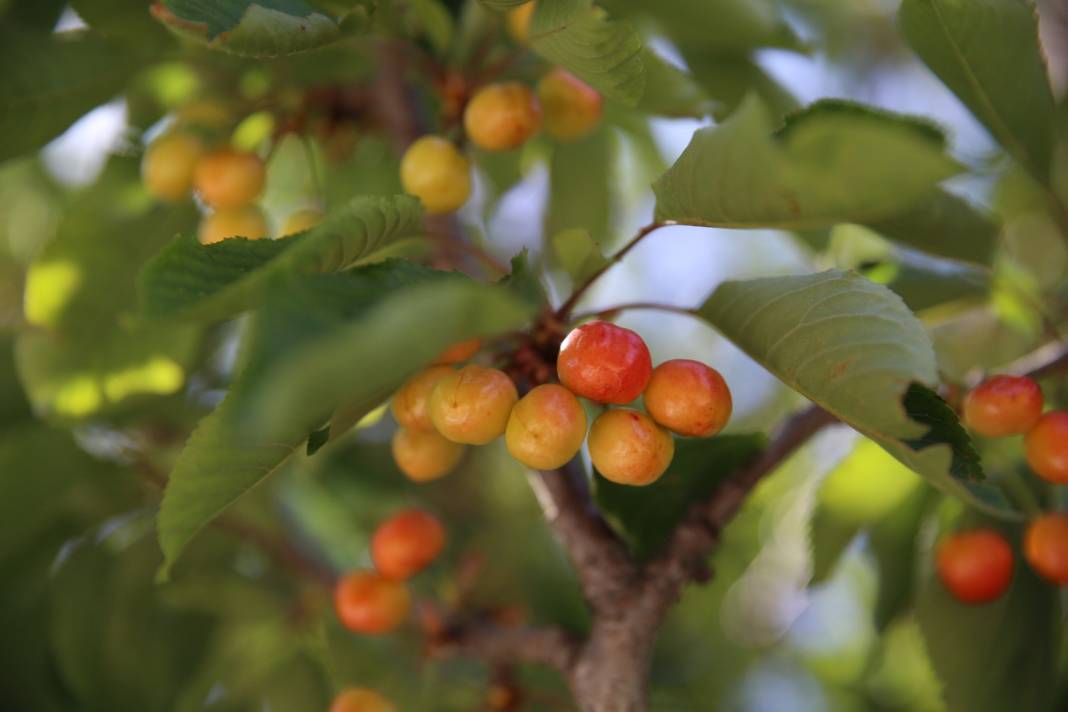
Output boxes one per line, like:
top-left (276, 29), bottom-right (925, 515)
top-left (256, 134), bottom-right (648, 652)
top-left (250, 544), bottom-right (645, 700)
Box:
top-left (555, 221), bottom-right (673, 319)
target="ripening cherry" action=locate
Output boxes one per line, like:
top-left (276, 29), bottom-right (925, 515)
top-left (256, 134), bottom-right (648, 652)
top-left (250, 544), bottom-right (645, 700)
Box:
top-left (197, 205), bottom-right (269, 245)
top-left (537, 69), bottom-right (603, 142)
top-left (506, 1), bottom-right (535, 44)
top-left (434, 337), bottom-right (482, 365)
top-left (588, 408), bottom-right (674, 486)
top-left (1025, 411), bottom-right (1068, 484)
top-left (142, 132), bottom-right (205, 202)
top-left (329, 688), bottom-right (396, 712)
top-left (334, 571), bottom-right (411, 635)
top-left (194, 148), bottom-right (266, 208)
top-left (463, 83), bottom-right (542, 152)
top-left (391, 427), bottom-right (464, 482)
top-left (391, 366), bottom-right (454, 431)
top-left (644, 359), bottom-right (732, 437)
top-left (399, 136), bottom-right (472, 215)
top-left (1024, 513), bottom-right (1068, 585)
top-left (935, 529), bottom-right (1014, 604)
top-left (505, 384), bottom-right (588, 470)
top-left (429, 365), bottom-right (519, 445)
top-left (557, 321), bottom-right (652, 404)
top-left (280, 208), bottom-right (323, 236)
top-left (371, 509), bottom-right (446, 580)
top-left (963, 375), bottom-right (1044, 437)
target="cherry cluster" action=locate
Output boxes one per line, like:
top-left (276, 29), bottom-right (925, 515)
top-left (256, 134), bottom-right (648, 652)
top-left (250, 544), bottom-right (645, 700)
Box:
top-left (141, 113), bottom-right (323, 245)
top-left (391, 320), bottom-right (733, 487)
top-left (937, 375), bottom-right (1068, 604)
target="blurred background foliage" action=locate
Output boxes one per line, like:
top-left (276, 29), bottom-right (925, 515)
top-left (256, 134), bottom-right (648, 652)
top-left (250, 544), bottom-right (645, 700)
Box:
top-left (1, 0), bottom-right (1067, 710)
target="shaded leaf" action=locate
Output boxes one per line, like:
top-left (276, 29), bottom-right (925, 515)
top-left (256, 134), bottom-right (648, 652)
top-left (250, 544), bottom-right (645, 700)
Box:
top-left (551, 228), bottom-right (608, 284)
top-left (546, 127), bottom-right (613, 245)
top-left (917, 512), bottom-right (1060, 712)
top-left (864, 190), bottom-right (1000, 266)
top-left (139, 194), bottom-right (423, 322)
top-left (699, 270), bottom-right (1013, 516)
top-left (900, 0), bottom-right (1056, 181)
top-left (152, 0), bottom-right (345, 57)
top-left (654, 97), bottom-right (961, 229)
top-left (531, 0), bottom-right (645, 106)
top-left (0, 29), bottom-right (141, 162)
top-left (596, 434), bottom-right (766, 558)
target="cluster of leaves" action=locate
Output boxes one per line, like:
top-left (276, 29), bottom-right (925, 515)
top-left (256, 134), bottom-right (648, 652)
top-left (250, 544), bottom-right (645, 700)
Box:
top-left (1, 0), bottom-right (1067, 710)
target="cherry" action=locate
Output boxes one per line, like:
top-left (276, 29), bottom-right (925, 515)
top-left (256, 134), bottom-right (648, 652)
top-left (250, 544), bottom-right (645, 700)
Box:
top-left (1025, 411), bottom-right (1068, 484)
top-left (334, 571), bottom-right (411, 635)
top-left (429, 365), bottom-right (519, 444)
top-left (399, 136), bottom-right (472, 215)
top-left (142, 132), bottom-right (204, 202)
top-left (588, 408), bottom-right (674, 486)
top-left (280, 208), bottom-right (323, 236)
top-left (644, 359), bottom-right (732, 437)
top-left (391, 366), bottom-right (454, 431)
top-left (963, 375), bottom-right (1043, 437)
top-left (194, 148), bottom-right (266, 208)
top-left (371, 509), bottom-right (446, 580)
top-left (463, 82), bottom-right (542, 152)
top-left (1024, 513), bottom-right (1068, 585)
top-left (329, 688), bottom-right (396, 712)
top-left (505, 384), bottom-right (587, 470)
top-left (557, 321), bottom-right (652, 404)
top-left (434, 337), bottom-right (482, 365)
top-left (935, 529), bottom-right (1013, 604)
top-left (197, 205), bottom-right (269, 245)
top-left (391, 427), bottom-right (464, 482)
top-left (506, 1), bottom-right (535, 44)
top-left (537, 69), bottom-right (603, 142)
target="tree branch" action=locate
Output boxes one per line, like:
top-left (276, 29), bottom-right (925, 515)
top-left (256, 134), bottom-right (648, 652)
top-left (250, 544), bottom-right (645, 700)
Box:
top-left (526, 462), bottom-right (637, 612)
top-left (639, 404), bottom-right (837, 611)
top-left (433, 620), bottom-right (580, 672)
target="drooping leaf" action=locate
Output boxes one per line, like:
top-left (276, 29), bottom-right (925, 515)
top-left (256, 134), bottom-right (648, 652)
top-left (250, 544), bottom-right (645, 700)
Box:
top-left (530, 0), bottom-right (645, 106)
top-left (899, 0), bottom-right (1056, 181)
top-left (682, 51), bottom-right (798, 122)
top-left (546, 127), bottom-right (613, 245)
top-left (551, 228), bottom-right (608, 285)
top-left (498, 250), bottom-right (548, 308)
top-left (70, 0), bottom-right (173, 45)
top-left (0, 29), bottom-right (142, 162)
top-left (612, 0), bottom-right (801, 55)
top-left (242, 275), bottom-right (536, 442)
top-left (157, 262), bottom-right (535, 577)
top-left (864, 190), bottom-right (1000, 266)
top-left (809, 438), bottom-right (926, 582)
top-left (138, 194), bottom-right (423, 322)
top-left (151, 0), bottom-right (347, 57)
top-left (699, 270), bottom-right (1013, 516)
top-left (636, 50), bottom-right (714, 118)
top-left (477, 0), bottom-right (529, 9)
top-left (654, 97), bottom-right (961, 230)
top-left (596, 434), bottom-right (766, 558)
top-left (917, 512), bottom-right (1061, 712)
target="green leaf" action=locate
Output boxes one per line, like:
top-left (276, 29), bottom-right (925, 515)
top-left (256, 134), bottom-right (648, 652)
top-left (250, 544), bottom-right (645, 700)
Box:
top-left (157, 263), bottom-right (534, 577)
top-left (698, 270), bottom-right (1013, 516)
top-left (612, 0), bottom-right (801, 55)
top-left (499, 250), bottom-right (547, 308)
top-left (551, 228), bottom-right (608, 284)
top-left (681, 51), bottom-right (798, 122)
top-left (408, 0), bottom-right (453, 53)
top-left (242, 275), bottom-right (537, 442)
top-left (531, 1), bottom-right (645, 106)
top-left (70, 0), bottom-right (173, 45)
top-left (139, 194), bottom-right (423, 322)
top-left (546, 127), bottom-right (613, 245)
top-left (869, 486), bottom-right (935, 630)
top-left (478, 0), bottom-right (529, 9)
top-left (0, 29), bottom-right (141, 162)
top-left (596, 434), bottom-right (766, 559)
top-left (899, 0), bottom-right (1056, 181)
top-left (654, 97), bottom-right (961, 229)
top-left (864, 190), bottom-right (1000, 266)
top-left (153, 0), bottom-right (343, 57)
top-left (810, 439), bottom-right (926, 582)
top-left (636, 50), bottom-right (714, 118)
top-left (917, 513), bottom-right (1061, 712)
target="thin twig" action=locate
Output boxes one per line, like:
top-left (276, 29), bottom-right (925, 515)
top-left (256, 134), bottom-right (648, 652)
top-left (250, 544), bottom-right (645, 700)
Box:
top-left (555, 222), bottom-right (672, 318)
top-left (570, 302), bottom-right (699, 323)
top-left (433, 620), bottom-right (579, 672)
